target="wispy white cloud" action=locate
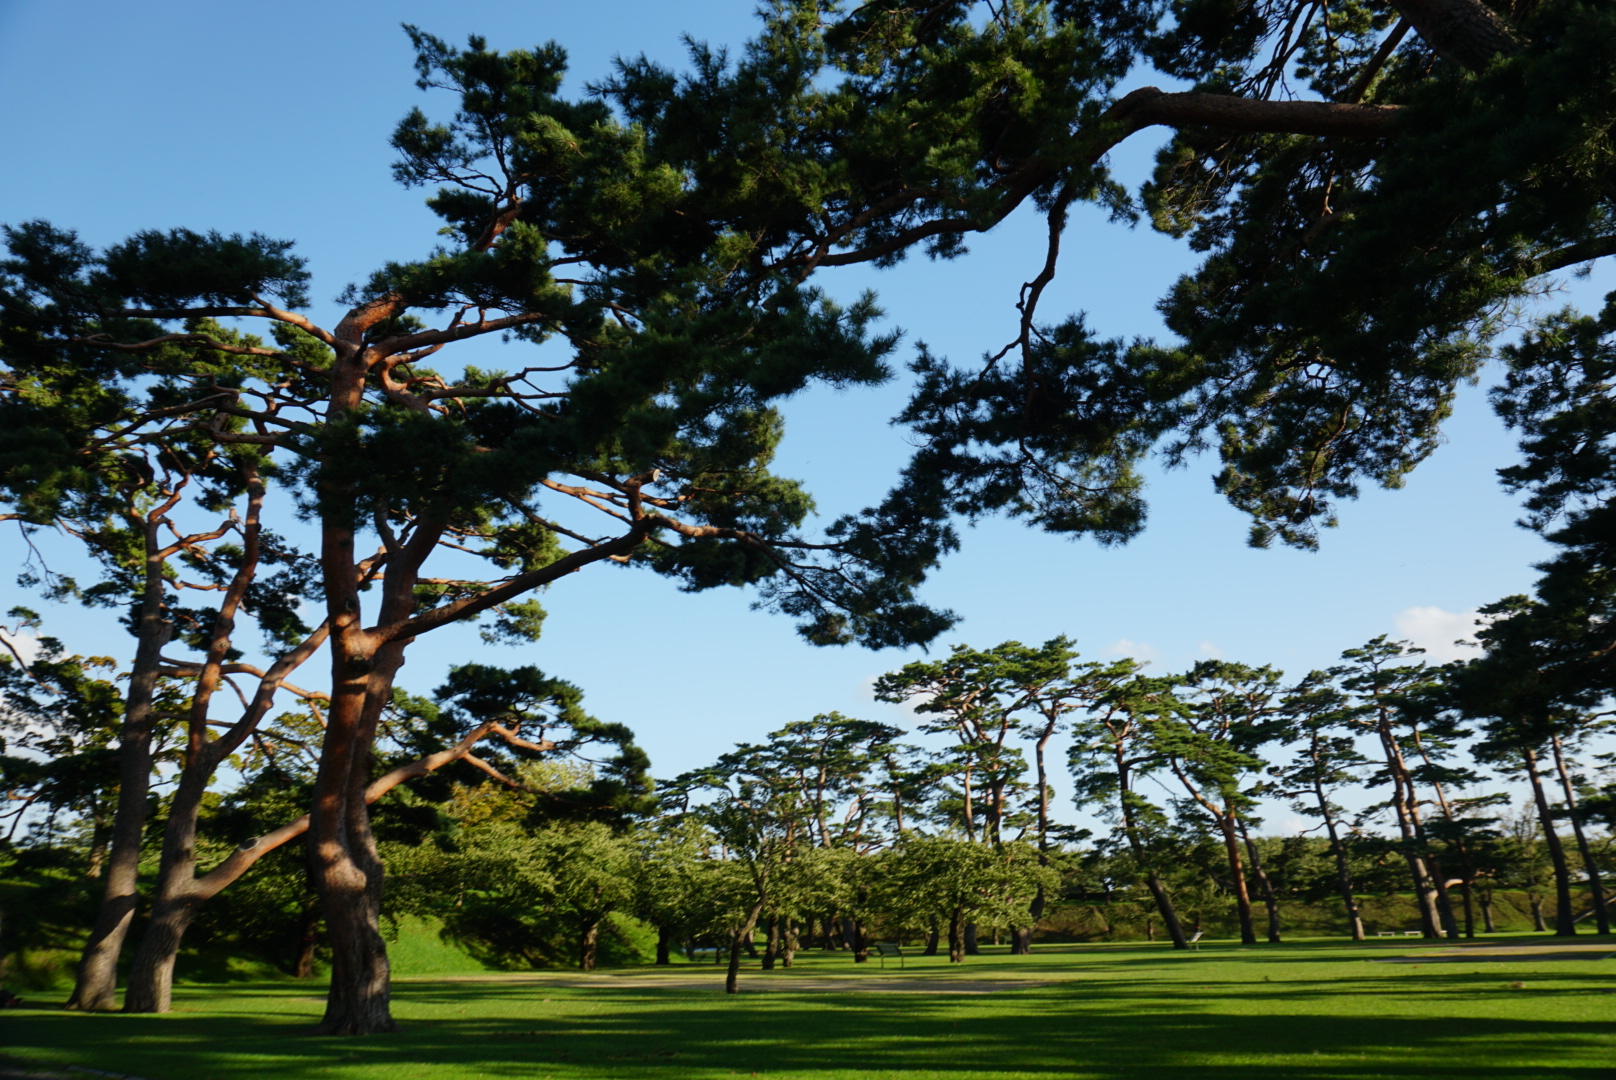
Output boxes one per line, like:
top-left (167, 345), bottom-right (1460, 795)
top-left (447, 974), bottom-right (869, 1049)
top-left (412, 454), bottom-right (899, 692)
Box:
top-left (1281, 814), bottom-right (1313, 837)
top-left (1103, 638), bottom-right (1160, 664)
top-left (859, 674), bottom-right (926, 718)
top-left (0, 627), bottom-right (41, 667)
top-left (1197, 640), bottom-right (1223, 659)
top-left (1393, 606), bottom-right (1483, 663)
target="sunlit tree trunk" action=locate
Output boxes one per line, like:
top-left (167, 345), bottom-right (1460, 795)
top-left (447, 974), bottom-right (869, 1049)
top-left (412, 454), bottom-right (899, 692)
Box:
top-left (1524, 747), bottom-right (1577, 937)
top-left (67, 528), bottom-right (170, 1012)
top-left (1552, 736), bottom-right (1609, 934)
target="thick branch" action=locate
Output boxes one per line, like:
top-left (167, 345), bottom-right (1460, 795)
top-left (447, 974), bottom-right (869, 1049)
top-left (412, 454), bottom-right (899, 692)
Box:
top-left (1115, 88), bottom-right (1400, 137)
top-left (375, 524), bottom-right (649, 643)
top-left (798, 89), bottom-right (1397, 274)
top-left (192, 718), bottom-right (501, 896)
top-left (1390, 0), bottom-right (1521, 72)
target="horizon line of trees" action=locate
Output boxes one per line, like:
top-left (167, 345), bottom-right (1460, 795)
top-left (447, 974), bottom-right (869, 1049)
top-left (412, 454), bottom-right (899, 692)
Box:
top-left (3, 618), bottom-right (1609, 997)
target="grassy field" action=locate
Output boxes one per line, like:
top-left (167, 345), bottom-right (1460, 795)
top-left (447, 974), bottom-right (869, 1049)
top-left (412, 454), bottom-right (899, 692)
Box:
top-left (3, 935), bottom-right (1613, 1080)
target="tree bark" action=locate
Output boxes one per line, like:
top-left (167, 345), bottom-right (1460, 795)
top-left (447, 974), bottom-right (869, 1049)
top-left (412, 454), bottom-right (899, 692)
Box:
top-left (948, 908), bottom-right (965, 963)
top-left (1315, 774), bottom-right (1365, 941)
top-left (1114, 747), bottom-right (1188, 949)
top-left (294, 908), bottom-right (321, 978)
top-left (963, 922), bottom-right (980, 956)
top-left (1374, 723), bottom-right (1444, 937)
top-left (1552, 736), bottom-right (1609, 935)
top-left (655, 925), bottom-right (672, 966)
top-left (1524, 747), bottom-right (1578, 937)
top-left (1236, 819), bottom-right (1282, 943)
top-left (579, 915), bottom-right (601, 971)
top-left (66, 529), bottom-right (171, 1012)
top-left (762, 918), bottom-right (779, 970)
top-left (1219, 818), bottom-right (1259, 945)
top-left (1428, 854), bottom-right (1461, 938)
top-left (122, 634), bottom-right (496, 1015)
top-left (122, 896), bottom-right (196, 1014)
top-left (1389, 0), bottom-right (1521, 72)
top-left (1114, 88), bottom-right (1399, 138)
top-left (725, 899), bottom-right (766, 994)
top-left (1458, 877), bottom-right (1477, 940)
top-left (1012, 882), bottom-right (1044, 955)
top-left (1479, 888), bottom-right (1497, 934)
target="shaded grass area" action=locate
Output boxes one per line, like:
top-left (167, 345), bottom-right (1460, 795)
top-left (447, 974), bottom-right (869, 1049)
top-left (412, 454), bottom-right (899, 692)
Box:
top-left (3, 938), bottom-right (1614, 1080)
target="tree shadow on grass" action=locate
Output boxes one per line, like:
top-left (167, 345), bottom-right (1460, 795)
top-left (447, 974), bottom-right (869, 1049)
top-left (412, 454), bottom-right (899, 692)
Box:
top-left (3, 974), bottom-right (1614, 1080)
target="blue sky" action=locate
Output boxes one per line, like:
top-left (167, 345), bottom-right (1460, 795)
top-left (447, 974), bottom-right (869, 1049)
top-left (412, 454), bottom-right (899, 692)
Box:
top-left (0, 0), bottom-right (1597, 825)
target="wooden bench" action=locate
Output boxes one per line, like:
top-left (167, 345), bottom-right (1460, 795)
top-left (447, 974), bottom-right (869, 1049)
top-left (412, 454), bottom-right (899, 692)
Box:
top-left (874, 942), bottom-right (904, 969)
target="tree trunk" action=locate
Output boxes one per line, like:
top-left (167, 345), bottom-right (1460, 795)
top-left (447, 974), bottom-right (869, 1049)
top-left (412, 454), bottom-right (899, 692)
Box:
top-left (122, 896), bottom-right (197, 1014)
top-left (84, 810), bottom-right (111, 881)
top-left (781, 920), bottom-right (797, 968)
top-left (1399, 850), bottom-right (1445, 938)
top-left (1219, 818), bottom-right (1258, 945)
top-left (1458, 879), bottom-right (1476, 940)
top-left (310, 599), bottom-right (411, 1034)
top-left (1479, 888), bottom-right (1497, 934)
top-left (122, 691), bottom-right (478, 1015)
top-left (963, 922), bottom-right (980, 955)
top-left (1320, 801), bottom-right (1365, 941)
top-left (1142, 873), bottom-right (1189, 949)
top-left (1552, 736), bottom-right (1610, 935)
top-left (725, 899), bottom-right (766, 994)
top-left (295, 908), bottom-right (321, 978)
top-left (1524, 747), bottom-right (1577, 937)
top-left (948, 908), bottom-right (965, 963)
top-left (1373, 719), bottom-right (1444, 938)
top-left (579, 915), bottom-right (601, 971)
top-left (655, 925), bottom-right (672, 966)
top-left (762, 918), bottom-right (779, 970)
top-left (923, 923), bottom-right (940, 956)
top-left (1428, 854), bottom-right (1460, 939)
top-left (1389, 0), bottom-right (1521, 73)
top-left (1012, 876), bottom-right (1046, 956)
top-left (66, 540), bottom-right (170, 1012)
top-left (1115, 751), bottom-right (1188, 949)
top-left (1237, 822), bottom-right (1282, 943)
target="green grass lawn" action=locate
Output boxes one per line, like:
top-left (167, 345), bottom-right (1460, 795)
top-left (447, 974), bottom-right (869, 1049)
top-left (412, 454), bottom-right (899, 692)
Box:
top-left (3, 936), bottom-right (1613, 1080)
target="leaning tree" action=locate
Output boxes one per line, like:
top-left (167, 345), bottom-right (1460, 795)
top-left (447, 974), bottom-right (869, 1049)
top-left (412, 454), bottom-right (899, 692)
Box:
top-left (0, 27), bottom-right (959, 1033)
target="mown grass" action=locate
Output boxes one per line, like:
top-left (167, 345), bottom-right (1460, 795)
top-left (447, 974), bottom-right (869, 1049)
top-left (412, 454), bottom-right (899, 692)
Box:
top-left (3, 936), bottom-right (1613, 1080)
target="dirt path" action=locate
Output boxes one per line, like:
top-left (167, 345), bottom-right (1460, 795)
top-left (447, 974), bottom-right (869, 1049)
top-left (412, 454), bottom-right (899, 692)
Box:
top-left (396, 971), bottom-right (1051, 994)
top-left (1372, 942), bottom-right (1616, 963)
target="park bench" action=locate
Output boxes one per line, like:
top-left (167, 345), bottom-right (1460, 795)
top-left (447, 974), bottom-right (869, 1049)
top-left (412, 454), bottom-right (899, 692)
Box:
top-left (874, 942), bottom-right (904, 969)
top-left (1188, 931), bottom-right (1203, 952)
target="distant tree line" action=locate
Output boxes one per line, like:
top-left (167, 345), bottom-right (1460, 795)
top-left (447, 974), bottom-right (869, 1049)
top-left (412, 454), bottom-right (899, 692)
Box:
top-left (3, 618), bottom-right (1609, 998)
